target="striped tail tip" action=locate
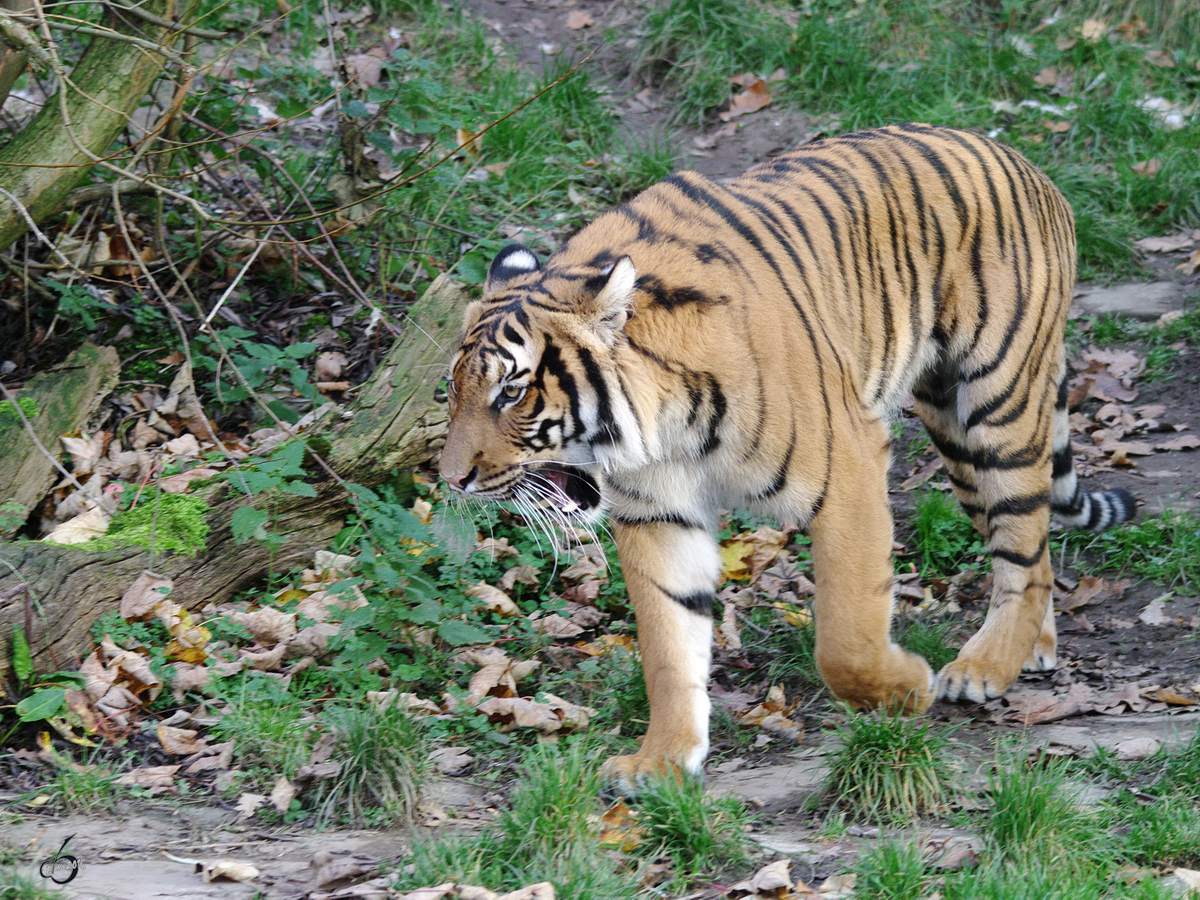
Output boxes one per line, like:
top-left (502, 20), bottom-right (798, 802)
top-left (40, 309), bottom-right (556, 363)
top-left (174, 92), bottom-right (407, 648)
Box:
top-left (1052, 486), bottom-right (1136, 532)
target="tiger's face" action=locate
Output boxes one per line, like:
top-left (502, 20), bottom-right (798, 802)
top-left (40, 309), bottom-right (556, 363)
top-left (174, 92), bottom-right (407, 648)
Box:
top-left (439, 244), bottom-right (638, 521)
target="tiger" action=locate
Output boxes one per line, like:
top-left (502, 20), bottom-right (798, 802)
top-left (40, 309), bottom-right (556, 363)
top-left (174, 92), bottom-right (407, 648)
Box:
top-left (438, 122), bottom-right (1135, 793)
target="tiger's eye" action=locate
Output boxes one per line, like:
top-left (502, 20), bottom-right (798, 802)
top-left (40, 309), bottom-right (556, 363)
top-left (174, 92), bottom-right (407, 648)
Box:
top-left (502, 383), bottom-right (524, 399)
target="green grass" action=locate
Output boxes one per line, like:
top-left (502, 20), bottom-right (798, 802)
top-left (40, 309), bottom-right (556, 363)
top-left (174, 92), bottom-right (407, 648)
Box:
top-left (981, 753), bottom-right (1108, 876)
top-left (0, 869), bottom-right (71, 900)
top-left (894, 614), bottom-right (961, 670)
top-left (909, 489), bottom-right (988, 578)
top-left (630, 772), bottom-right (754, 883)
top-left (1061, 510), bottom-right (1200, 587)
top-left (393, 742), bottom-right (641, 900)
top-left (823, 709), bottom-right (956, 823)
top-left (210, 689), bottom-right (312, 779)
top-left (309, 704), bottom-right (427, 826)
top-left (854, 839), bottom-right (936, 900)
top-left (635, 0), bottom-right (1200, 279)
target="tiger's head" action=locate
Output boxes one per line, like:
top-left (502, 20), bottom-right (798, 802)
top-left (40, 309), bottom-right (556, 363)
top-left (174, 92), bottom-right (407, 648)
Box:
top-left (438, 243), bottom-right (640, 522)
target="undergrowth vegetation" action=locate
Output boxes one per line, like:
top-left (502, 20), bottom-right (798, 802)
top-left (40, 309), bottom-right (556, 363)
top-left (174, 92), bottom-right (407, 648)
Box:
top-left (2, 0), bottom-right (1200, 896)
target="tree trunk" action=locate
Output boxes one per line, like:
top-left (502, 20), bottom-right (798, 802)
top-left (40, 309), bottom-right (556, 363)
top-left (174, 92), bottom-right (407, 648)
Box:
top-left (0, 0), bottom-right (201, 251)
top-left (0, 276), bottom-right (463, 680)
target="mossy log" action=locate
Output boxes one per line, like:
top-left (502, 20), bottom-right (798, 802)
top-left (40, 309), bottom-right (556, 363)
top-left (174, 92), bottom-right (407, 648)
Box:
top-left (0, 276), bottom-right (463, 680)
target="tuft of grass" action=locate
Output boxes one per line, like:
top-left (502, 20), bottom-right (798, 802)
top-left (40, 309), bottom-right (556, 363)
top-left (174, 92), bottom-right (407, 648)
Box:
top-left (45, 761), bottom-right (120, 814)
top-left (393, 742), bottom-right (641, 900)
top-left (855, 839), bottom-right (936, 900)
top-left (982, 752), bottom-right (1107, 875)
top-left (823, 709), bottom-right (955, 823)
top-left (310, 704), bottom-right (427, 827)
top-left (0, 869), bottom-right (71, 900)
top-left (630, 772), bottom-right (754, 881)
top-left (1062, 510), bottom-right (1200, 588)
top-left (910, 489), bottom-right (987, 577)
top-left (211, 692), bottom-right (312, 778)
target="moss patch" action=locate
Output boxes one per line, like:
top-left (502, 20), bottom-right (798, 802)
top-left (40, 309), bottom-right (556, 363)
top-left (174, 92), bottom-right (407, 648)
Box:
top-left (87, 492), bottom-right (210, 554)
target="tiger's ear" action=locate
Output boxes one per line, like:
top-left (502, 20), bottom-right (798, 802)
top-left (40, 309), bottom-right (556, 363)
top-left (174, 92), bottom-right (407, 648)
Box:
top-left (485, 244), bottom-right (541, 295)
top-left (588, 256), bottom-right (637, 345)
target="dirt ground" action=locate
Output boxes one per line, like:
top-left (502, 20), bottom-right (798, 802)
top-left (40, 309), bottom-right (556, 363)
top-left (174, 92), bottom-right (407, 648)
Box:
top-left (4, 1), bottom-right (1200, 898)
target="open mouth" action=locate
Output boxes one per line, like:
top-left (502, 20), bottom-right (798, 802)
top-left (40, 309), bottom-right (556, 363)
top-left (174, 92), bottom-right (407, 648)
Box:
top-left (527, 463), bottom-right (602, 516)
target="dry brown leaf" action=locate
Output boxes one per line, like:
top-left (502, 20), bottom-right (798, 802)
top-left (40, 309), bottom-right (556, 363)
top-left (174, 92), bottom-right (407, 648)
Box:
top-left (1058, 575), bottom-right (1132, 611)
top-left (119, 572), bottom-right (174, 619)
top-left (599, 799), bottom-right (646, 851)
top-left (561, 579), bottom-right (602, 603)
top-left (498, 564), bottom-right (540, 591)
top-left (235, 792), bottom-right (266, 819)
top-left (1132, 158), bottom-right (1162, 176)
top-left (270, 776), bottom-right (297, 814)
top-left (476, 537), bottom-right (519, 560)
top-left (560, 545), bottom-right (607, 582)
top-left (818, 873), bottom-right (857, 896)
top-left (367, 690), bottom-right (442, 716)
top-left (1134, 232), bottom-right (1196, 253)
top-left (729, 858), bottom-right (796, 895)
top-left (157, 724), bottom-right (204, 755)
top-left (429, 746), bottom-right (474, 775)
top-left (1115, 15), bottom-right (1148, 39)
top-left (1139, 596), bottom-right (1172, 625)
top-left (738, 685), bottom-right (803, 741)
top-left (114, 764), bottom-right (179, 793)
top-left (1114, 737), bottom-right (1163, 760)
top-left (1079, 18), bottom-right (1108, 41)
top-left (463, 647), bottom-right (539, 704)
top-left (1157, 434), bottom-right (1200, 452)
top-left (1145, 48), bottom-right (1176, 68)
top-left (574, 633), bottom-right (635, 657)
top-left (466, 582), bottom-right (521, 617)
top-left (716, 601), bottom-right (742, 651)
top-left (1005, 682), bottom-right (1098, 725)
top-left (530, 613), bottom-right (584, 638)
top-left (565, 10), bottom-right (592, 29)
top-left (399, 885), bottom-right (457, 900)
top-left (232, 607), bottom-right (297, 646)
top-left (1142, 687), bottom-right (1196, 706)
top-left (159, 467), bottom-right (221, 493)
top-left (719, 76), bottom-right (771, 121)
top-left (239, 643), bottom-right (287, 671)
top-left (43, 507), bottom-right (111, 545)
top-left (1044, 119), bottom-right (1071, 133)
top-left (497, 884), bottom-right (556, 900)
top-left (475, 694), bottom-right (594, 734)
top-left (1033, 66), bottom-right (1058, 87)
top-left (202, 859), bottom-right (260, 884)
top-left (1179, 248), bottom-right (1200, 276)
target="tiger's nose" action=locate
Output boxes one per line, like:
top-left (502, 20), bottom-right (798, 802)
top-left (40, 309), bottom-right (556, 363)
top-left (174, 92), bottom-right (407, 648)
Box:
top-left (442, 467), bottom-right (478, 491)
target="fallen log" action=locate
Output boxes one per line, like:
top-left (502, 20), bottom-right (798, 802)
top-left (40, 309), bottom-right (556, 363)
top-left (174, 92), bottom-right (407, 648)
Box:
top-left (0, 275), bottom-right (463, 680)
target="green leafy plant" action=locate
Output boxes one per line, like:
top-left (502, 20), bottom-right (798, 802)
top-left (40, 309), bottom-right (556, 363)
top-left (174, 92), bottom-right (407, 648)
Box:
top-left (5, 625), bottom-right (88, 738)
top-left (855, 839), bottom-right (936, 900)
top-left (910, 489), bottom-right (987, 577)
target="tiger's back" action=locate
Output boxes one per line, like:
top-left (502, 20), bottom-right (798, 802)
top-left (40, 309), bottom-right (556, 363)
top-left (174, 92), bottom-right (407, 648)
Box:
top-left (440, 123), bottom-right (1134, 792)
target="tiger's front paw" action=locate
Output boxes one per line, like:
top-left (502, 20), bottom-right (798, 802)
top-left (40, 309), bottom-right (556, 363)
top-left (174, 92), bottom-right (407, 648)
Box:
top-left (938, 654), bottom-right (1018, 703)
top-left (600, 752), bottom-right (683, 797)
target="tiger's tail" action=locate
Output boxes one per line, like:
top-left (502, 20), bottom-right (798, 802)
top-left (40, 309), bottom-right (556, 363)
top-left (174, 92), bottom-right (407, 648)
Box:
top-left (1049, 375), bottom-right (1136, 531)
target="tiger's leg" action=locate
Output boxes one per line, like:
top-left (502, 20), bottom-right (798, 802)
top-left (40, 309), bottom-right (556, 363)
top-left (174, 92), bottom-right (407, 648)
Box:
top-left (937, 401), bottom-right (1056, 702)
top-left (601, 520), bottom-right (719, 794)
top-left (808, 418), bottom-right (936, 713)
